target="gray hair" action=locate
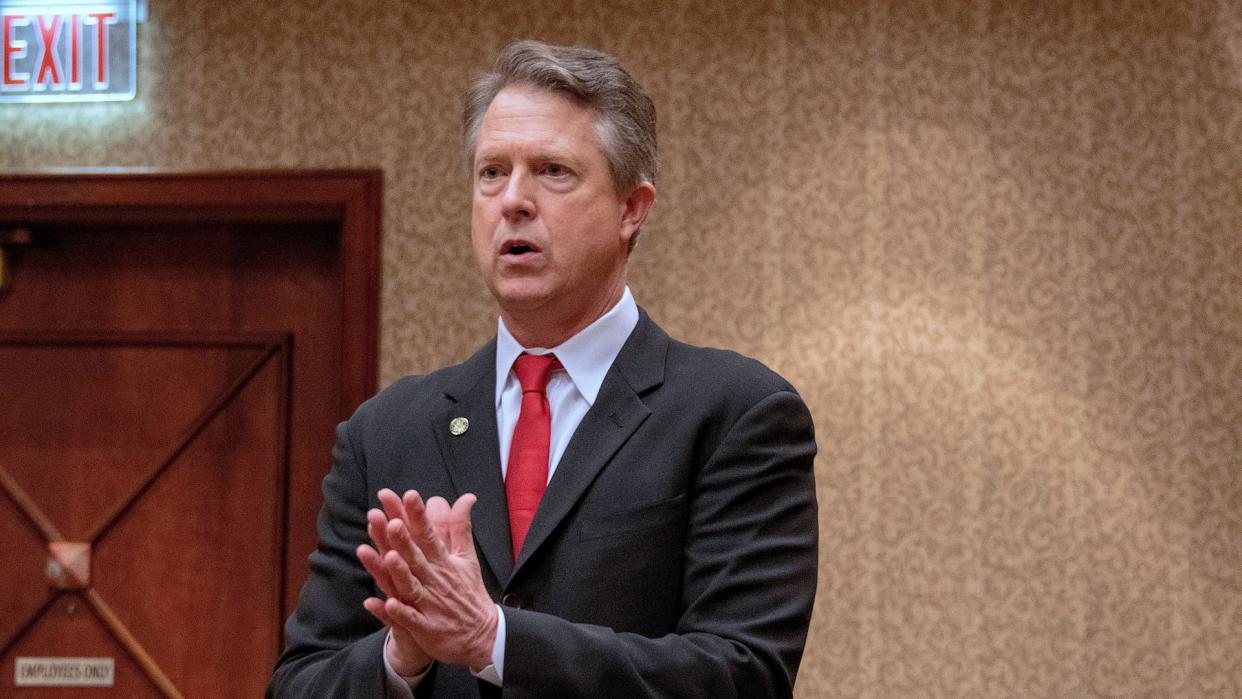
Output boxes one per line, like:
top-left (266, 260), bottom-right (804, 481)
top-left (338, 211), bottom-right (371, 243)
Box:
top-left (463, 40), bottom-right (658, 194)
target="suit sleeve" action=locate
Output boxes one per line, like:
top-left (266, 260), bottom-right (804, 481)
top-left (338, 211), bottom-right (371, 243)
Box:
top-left (502, 389), bottom-right (819, 698)
top-left (267, 417), bottom-right (394, 698)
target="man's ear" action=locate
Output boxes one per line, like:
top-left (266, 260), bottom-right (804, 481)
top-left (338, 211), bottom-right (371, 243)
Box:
top-left (619, 182), bottom-right (657, 248)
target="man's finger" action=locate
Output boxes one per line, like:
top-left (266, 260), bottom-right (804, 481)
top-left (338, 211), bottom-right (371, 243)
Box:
top-left (363, 596), bottom-right (392, 625)
top-left (378, 488), bottom-right (411, 525)
top-left (448, 493), bottom-right (478, 556)
top-left (367, 509), bottom-right (392, 554)
top-left (383, 595), bottom-right (424, 632)
top-left (425, 496), bottom-right (452, 545)
top-left (356, 544), bottom-right (398, 599)
top-left (383, 549), bottom-right (424, 604)
top-left (367, 599), bottom-right (434, 676)
top-left (387, 517), bottom-right (432, 573)
top-left (402, 490), bottom-right (446, 563)
top-left (364, 599), bottom-right (422, 649)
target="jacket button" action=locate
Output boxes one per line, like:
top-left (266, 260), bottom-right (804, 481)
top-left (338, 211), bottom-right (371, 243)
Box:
top-left (501, 593), bottom-right (524, 609)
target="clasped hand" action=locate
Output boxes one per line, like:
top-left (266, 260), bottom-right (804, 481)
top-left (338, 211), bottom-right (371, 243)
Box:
top-left (356, 489), bottom-right (498, 675)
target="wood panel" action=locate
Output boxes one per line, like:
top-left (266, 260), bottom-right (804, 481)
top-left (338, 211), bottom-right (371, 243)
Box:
top-left (0, 335), bottom-right (289, 697)
top-left (0, 171), bottom-right (381, 696)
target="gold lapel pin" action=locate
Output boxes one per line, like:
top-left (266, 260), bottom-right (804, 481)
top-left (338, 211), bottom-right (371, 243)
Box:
top-left (449, 417), bottom-right (469, 436)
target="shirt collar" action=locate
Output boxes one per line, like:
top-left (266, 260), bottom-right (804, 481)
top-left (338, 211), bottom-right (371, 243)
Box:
top-left (495, 286), bottom-right (639, 407)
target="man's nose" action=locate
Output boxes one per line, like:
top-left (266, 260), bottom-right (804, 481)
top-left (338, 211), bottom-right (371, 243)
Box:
top-left (501, 171), bottom-right (536, 221)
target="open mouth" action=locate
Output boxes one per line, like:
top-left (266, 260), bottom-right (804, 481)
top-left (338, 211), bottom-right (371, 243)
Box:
top-left (501, 240), bottom-right (541, 257)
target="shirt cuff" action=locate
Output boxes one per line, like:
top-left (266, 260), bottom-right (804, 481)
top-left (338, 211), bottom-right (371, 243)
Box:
top-left (470, 604), bottom-right (506, 686)
top-left (382, 630), bottom-right (432, 696)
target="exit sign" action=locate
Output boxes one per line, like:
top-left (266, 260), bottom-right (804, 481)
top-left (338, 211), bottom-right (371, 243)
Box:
top-left (1, 0), bottom-right (137, 103)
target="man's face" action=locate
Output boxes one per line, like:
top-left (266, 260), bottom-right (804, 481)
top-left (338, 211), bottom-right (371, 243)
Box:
top-left (471, 84), bottom-right (651, 343)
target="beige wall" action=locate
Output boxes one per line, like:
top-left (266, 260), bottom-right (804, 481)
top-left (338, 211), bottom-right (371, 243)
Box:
top-left (4, 1), bottom-right (1240, 696)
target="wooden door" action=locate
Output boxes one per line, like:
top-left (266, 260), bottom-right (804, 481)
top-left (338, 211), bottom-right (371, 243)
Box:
top-left (0, 171), bottom-right (381, 697)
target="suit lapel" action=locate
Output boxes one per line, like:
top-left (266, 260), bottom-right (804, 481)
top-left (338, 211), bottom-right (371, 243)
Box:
top-left (513, 313), bottom-right (668, 575)
top-left (431, 341), bottom-right (513, 585)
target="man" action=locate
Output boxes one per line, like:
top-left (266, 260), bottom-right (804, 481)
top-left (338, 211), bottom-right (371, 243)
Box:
top-left (269, 39), bottom-right (818, 698)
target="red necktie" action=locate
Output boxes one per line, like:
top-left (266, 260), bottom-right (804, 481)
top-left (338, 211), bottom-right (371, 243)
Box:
top-left (506, 353), bottom-right (560, 560)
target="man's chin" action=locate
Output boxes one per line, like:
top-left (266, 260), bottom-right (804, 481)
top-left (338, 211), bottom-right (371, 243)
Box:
top-left (492, 284), bottom-right (554, 314)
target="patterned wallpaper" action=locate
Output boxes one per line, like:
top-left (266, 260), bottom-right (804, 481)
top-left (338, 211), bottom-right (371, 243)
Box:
top-left (3, 1), bottom-right (1239, 696)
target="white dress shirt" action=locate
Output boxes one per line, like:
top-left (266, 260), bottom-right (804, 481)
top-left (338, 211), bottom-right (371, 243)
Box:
top-left (385, 287), bottom-right (639, 693)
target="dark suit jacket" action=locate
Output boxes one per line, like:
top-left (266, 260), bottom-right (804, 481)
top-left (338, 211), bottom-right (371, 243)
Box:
top-left (268, 311), bottom-right (818, 698)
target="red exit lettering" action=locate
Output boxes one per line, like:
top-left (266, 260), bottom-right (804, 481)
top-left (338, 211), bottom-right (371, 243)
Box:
top-left (2, 8), bottom-right (117, 91)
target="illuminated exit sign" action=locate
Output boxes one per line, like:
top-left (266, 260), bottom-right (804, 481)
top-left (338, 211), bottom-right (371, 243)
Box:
top-left (1, 0), bottom-right (138, 103)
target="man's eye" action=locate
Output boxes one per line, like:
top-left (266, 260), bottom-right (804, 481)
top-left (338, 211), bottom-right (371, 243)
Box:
top-left (545, 164), bottom-right (565, 177)
top-left (480, 166), bottom-right (501, 179)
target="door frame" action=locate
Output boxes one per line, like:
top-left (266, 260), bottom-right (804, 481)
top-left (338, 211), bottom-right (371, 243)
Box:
top-left (0, 169), bottom-right (382, 414)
